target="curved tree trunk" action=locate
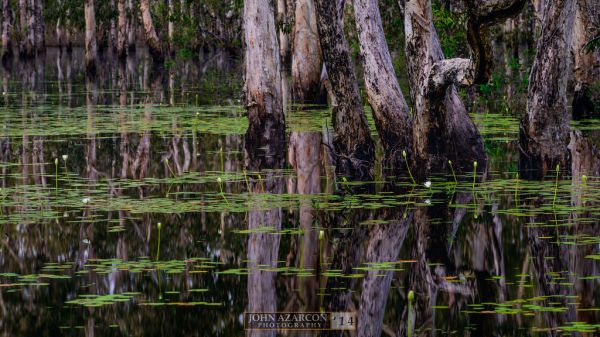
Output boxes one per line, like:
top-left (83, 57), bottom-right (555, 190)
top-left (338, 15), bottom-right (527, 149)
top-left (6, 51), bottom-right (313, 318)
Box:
top-left (571, 0), bottom-right (600, 119)
top-left (117, 0), bottom-right (127, 59)
top-left (353, 0), bottom-right (412, 173)
top-left (403, 0), bottom-right (487, 178)
top-left (139, 0), bottom-right (164, 63)
top-left (1, 0), bottom-right (12, 63)
top-left (520, 0), bottom-right (576, 179)
top-left (315, 0), bottom-right (375, 180)
top-left (84, 0), bottom-right (98, 74)
top-left (291, 0), bottom-right (323, 103)
top-left (243, 0), bottom-right (286, 168)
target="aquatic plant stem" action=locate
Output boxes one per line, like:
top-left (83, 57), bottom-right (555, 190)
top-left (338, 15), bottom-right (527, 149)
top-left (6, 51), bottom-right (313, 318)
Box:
top-left (217, 177), bottom-right (230, 206)
top-left (408, 290), bottom-right (415, 337)
top-left (402, 150), bottom-right (416, 185)
top-left (514, 172), bottom-right (519, 203)
top-left (156, 222), bottom-right (162, 261)
top-left (219, 147), bottom-right (224, 172)
top-left (448, 160), bottom-right (457, 183)
top-left (472, 161), bottom-right (478, 192)
top-left (55, 158), bottom-right (59, 194)
top-left (553, 164), bottom-right (559, 208)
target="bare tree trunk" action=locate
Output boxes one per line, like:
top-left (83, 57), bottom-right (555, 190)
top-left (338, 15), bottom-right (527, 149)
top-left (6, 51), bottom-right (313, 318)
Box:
top-left (19, 0), bottom-right (34, 57)
top-left (353, 0), bottom-right (412, 172)
top-left (55, 0), bottom-right (64, 50)
top-left (126, 0), bottom-right (136, 52)
top-left (167, 0), bottom-right (174, 54)
top-left (572, 0), bottom-right (600, 119)
top-left (1, 0), bottom-right (12, 62)
top-left (520, 0), bottom-right (576, 179)
top-left (291, 0), bottom-right (323, 103)
top-left (243, 0), bottom-right (286, 167)
top-left (315, 0), bottom-right (375, 180)
top-left (84, 0), bottom-right (98, 74)
top-left (402, 0), bottom-right (524, 177)
top-left (139, 0), bottom-right (164, 63)
top-left (276, 0), bottom-right (291, 66)
top-left (33, 0), bottom-right (43, 52)
top-left (117, 0), bottom-right (127, 58)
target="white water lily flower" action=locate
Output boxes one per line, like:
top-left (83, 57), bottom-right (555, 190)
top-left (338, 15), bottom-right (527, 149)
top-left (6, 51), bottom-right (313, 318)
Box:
top-left (82, 239), bottom-right (90, 244)
top-left (82, 197), bottom-right (91, 204)
top-left (424, 181), bottom-right (432, 188)
top-left (62, 154), bottom-right (68, 161)
top-left (424, 199), bottom-right (431, 205)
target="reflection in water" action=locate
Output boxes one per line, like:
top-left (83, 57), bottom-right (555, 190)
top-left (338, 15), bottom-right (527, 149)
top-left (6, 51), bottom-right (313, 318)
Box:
top-left (0, 50), bottom-right (599, 336)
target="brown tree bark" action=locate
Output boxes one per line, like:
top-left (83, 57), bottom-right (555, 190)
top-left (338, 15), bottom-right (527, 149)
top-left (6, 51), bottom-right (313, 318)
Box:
top-left (572, 0), bottom-right (600, 119)
top-left (139, 0), bottom-right (163, 63)
top-left (353, 0), bottom-right (413, 173)
top-left (84, 0), bottom-right (98, 74)
top-left (1, 0), bottom-right (12, 62)
top-left (33, 0), bottom-right (43, 52)
top-left (315, 0), bottom-right (375, 180)
top-left (117, 0), bottom-right (127, 59)
top-left (18, 0), bottom-right (34, 57)
top-left (243, 0), bottom-right (286, 168)
top-left (291, 0), bottom-right (323, 103)
top-left (126, 0), bottom-right (136, 52)
top-left (520, 0), bottom-right (576, 179)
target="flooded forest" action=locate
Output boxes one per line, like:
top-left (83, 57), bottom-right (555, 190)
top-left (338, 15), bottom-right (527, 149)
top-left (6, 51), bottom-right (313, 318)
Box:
top-left (0, 0), bottom-right (599, 336)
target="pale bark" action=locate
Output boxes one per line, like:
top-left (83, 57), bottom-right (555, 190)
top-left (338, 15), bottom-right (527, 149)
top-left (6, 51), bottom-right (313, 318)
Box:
top-left (276, 0), bottom-right (291, 64)
top-left (353, 0), bottom-right (412, 172)
top-left (315, 0), bottom-right (375, 180)
top-left (291, 0), bottom-right (323, 103)
top-left (1, 0), bottom-right (12, 61)
top-left (243, 0), bottom-right (286, 167)
top-left (117, 0), bottom-right (127, 58)
top-left (84, 0), bottom-right (98, 74)
top-left (520, 0), bottom-right (576, 179)
top-left (168, 0), bottom-right (174, 53)
top-left (140, 0), bottom-right (163, 63)
top-left (572, 0), bottom-right (600, 119)
top-left (403, 0), bottom-right (486, 177)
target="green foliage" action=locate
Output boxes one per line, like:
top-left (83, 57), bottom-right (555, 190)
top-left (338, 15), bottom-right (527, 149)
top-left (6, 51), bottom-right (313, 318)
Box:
top-left (431, 0), bottom-right (468, 58)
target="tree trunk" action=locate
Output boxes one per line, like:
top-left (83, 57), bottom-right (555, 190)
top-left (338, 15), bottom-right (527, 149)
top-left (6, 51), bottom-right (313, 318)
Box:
top-left (33, 0), bottom-right (43, 52)
top-left (243, 0), bottom-right (286, 167)
top-left (353, 0), bottom-right (412, 173)
top-left (520, 0), bottom-right (576, 179)
top-left (1, 0), bottom-right (12, 62)
top-left (572, 0), bottom-right (600, 119)
top-left (403, 0), bottom-right (487, 178)
top-left (55, 0), bottom-right (64, 50)
top-left (291, 0), bottom-right (323, 103)
top-left (168, 0), bottom-right (174, 54)
top-left (276, 0), bottom-right (291, 66)
top-left (139, 0), bottom-right (163, 63)
top-left (117, 0), bottom-right (127, 59)
top-left (315, 0), bottom-right (375, 180)
top-left (126, 0), bottom-right (136, 52)
top-left (19, 0), bottom-right (34, 57)
top-left (84, 0), bottom-right (98, 74)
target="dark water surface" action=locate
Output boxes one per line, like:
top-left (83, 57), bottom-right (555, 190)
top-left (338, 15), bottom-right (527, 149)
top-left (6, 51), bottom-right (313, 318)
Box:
top-left (1, 49), bottom-right (600, 336)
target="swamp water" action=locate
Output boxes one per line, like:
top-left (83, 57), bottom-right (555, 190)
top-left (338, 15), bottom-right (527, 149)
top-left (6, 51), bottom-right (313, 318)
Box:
top-left (0, 49), bottom-right (599, 336)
